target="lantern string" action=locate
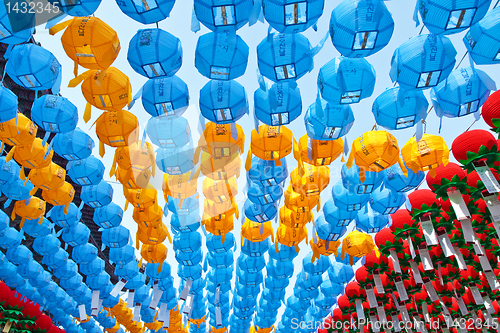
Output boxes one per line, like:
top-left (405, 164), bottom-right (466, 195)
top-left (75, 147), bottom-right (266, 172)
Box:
top-left (418, 25), bottom-right (425, 36)
top-left (494, 0), bottom-right (500, 8)
top-left (455, 52), bottom-right (469, 70)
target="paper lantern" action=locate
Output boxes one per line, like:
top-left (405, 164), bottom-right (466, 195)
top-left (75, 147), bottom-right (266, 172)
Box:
top-left (0, 113), bottom-right (37, 147)
top-left (94, 202), bottom-right (124, 229)
top-left (146, 115), bottom-right (190, 149)
top-left (241, 219), bottom-right (274, 244)
top-left (284, 185), bottom-right (319, 213)
top-left (451, 129), bottom-right (498, 174)
top-left (137, 222), bottom-right (170, 246)
top-left (1, 178), bottom-right (34, 205)
top-left (262, 0), bottom-right (323, 33)
top-left (51, 17), bottom-right (119, 77)
top-left (115, 0), bottom-right (175, 24)
top-left (323, 198), bottom-right (356, 227)
top-left (275, 224), bottom-right (308, 252)
top-left (279, 205), bottom-right (312, 227)
top-left (13, 196), bottom-right (45, 227)
top-left (195, 32), bottom-right (248, 80)
top-left (354, 206), bottom-right (390, 233)
top-left (389, 34), bottom-right (457, 91)
top-left (12, 138), bottom-right (53, 169)
top-left (369, 187), bottom-right (405, 215)
top-left (115, 164), bottom-right (151, 189)
top-left (125, 186), bottom-right (157, 209)
top-left (0, 3), bottom-right (34, 45)
top-left (340, 230), bottom-right (379, 265)
top-left (318, 57), bottom-right (375, 105)
top-left (5, 43), bottom-right (62, 92)
top-left (464, 7), bottom-right (500, 65)
top-left (0, 157), bottom-right (20, 187)
top-left (72, 244), bottom-right (98, 265)
top-left (31, 94), bottom-right (78, 141)
top-left (199, 79), bottom-right (248, 124)
top-left (22, 216), bottom-right (51, 238)
top-left (139, 76), bottom-right (189, 118)
top-left (341, 163), bottom-right (384, 194)
top-left (254, 81), bottom-right (302, 127)
top-left (243, 200), bottom-right (277, 223)
top-left (401, 134), bottom-right (450, 176)
top-left (193, 0), bottom-right (253, 32)
top-left (42, 182), bottom-right (75, 211)
top-left (372, 87), bottom-right (429, 131)
top-left (304, 97), bottom-right (354, 141)
top-left (80, 180), bottom-right (113, 208)
top-left (383, 160), bottom-right (424, 192)
top-left (156, 145), bottom-right (194, 175)
top-left (109, 245), bottom-right (135, 266)
top-left (346, 130), bottom-right (405, 181)
top-left (290, 164), bottom-right (330, 196)
top-left (0, 86), bottom-right (18, 123)
top-left (128, 28), bottom-right (182, 79)
top-left (48, 0), bottom-right (101, 16)
top-left (331, 180), bottom-right (369, 212)
top-left (52, 128), bottom-right (95, 161)
top-left (246, 125), bottom-right (295, 169)
top-left (196, 122), bottom-right (245, 161)
top-left (297, 134), bottom-right (343, 167)
top-left (102, 226), bottom-right (130, 248)
top-left (431, 67), bottom-right (494, 119)
top-left (314, 215), bottom-right (346, 242)
top-left (257, 32), bottom-right (314, 82)
top-left (67, 156), bottom-right (105, 186)
top-left (329, 0), bottom-right (394, 58)
top-left (417, 0), bottom-right (491, 35)
top-left (247, 181), bottom-right (282, 206)
top-left (95, 110), bottom-right (139, 155)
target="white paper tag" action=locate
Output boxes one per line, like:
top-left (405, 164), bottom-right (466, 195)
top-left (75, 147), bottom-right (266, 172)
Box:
top-left (408, 236), bottom-right (416, 259)
top-left (453, 246), bottom-right (467, 270)
top-left (474, 162), bottom-right (500, 193)
top-left (469, 284), bottom-right (484, 305)
top-left (400, 306), bottom-right (411, 322)
top-left (422, 303), bottom-right (430, 323)
top-left (133, 304), bottom-right (141, 322)
top-left (78, 304), bottom-right (87, 321)
top-left (447, 189), bottom-right (471, 220)
top-left (483, 192), bottom-right (500, 222)
top-left (391, 294), bottom-right (401, 311)
top-left (472, 233), bottom-right (486, 256)
top-left (439, 297), bottom-right (451, 317)
top-left (393, 314), bottom-right (401, 332)
top-left (91, 290), bottom-right (100, 310)
top-left (418, 244), bottom-right (434, 271)
top-left (443, 314), bottom-right (452, 329)
top-left (493, 220), bottom-right (500, 239)
top-left (437, 231), bottom-right (456, 257)
top-left (150, 289), bottom-right (163, 309)
top-left (483, 296), bottom-right (495, 314)
top-left (127, 290), bottom-right (135, 308)
top-left (163, 310), bottom-right (170, 328)
top-left (366, 284), bottom-right (378, 308)
top-left (395, 277), bottom-right (409, 301)
top-left (355, 299), bottom-right (365, 319)
top-left (183, 294), bottom-right (193, 315)
top-left (457, 297), bottom-right (469, 316)
top-left (423, 278), bottom-right (439, 301)
top-left (485, 271), bottom-right (500, 290)
top-left (215, 306), bottom-right (222, 326)
top-left (479, 255), bottom-right (493, 272)
top-left (374, 273), bottom-right (385, 294)
top-left (215, 286), bottom-right (220, 304)
top-left (110, 279), bottom-right (127, 297)
top-left (158, 303), bottom-right (168, 322)
top-left (420, 215), bottom-right (438, 246)
top-left (376, 305), bottom-right (387, 323)
top-left (410, 261), bottom-right (423, 284)
top-left (180, 279), bottom-right (192, 301)
top-left (460, 218), bottom-right (475, 243)
top-left (370, 314), bottom-right (381, 332)
top-left (389, 249), bottom-right (401, 274)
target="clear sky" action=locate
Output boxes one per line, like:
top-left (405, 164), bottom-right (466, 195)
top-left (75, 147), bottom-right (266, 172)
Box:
top-left (34, 0), bottom-right (500, 326)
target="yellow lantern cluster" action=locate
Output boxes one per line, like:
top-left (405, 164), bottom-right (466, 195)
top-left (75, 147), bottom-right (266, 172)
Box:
top-left (401, 133), bottom-right (450, 177)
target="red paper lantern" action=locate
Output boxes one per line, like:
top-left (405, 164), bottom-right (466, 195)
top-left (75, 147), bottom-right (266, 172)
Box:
top-left (451, 129), bottom-right (499, 171)
top-left (0, 281), bottom-right (13, 305)
top-left (34, 314), bottom-right (53, 332)
top-left (408, 189), bottom-right (440, 215)
top-left (481, 90), bottom-right (500, 128)
top-left (389, 209), bottom-right (417, 237)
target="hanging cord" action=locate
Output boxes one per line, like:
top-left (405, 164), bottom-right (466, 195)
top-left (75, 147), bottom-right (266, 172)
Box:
top-left (494, 0), bottom-right (500, 8)
top-left (455, 52), bottom-right (469, 70)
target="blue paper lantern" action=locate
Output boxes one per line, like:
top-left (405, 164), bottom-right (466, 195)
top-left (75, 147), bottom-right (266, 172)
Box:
top-left (6, 245), bottom-right (33, 265)
top-left (206, 233), bottom-right (235, 254)
top-left (31, 95), bottom-right (78, 135)
top-left (199, 79), bottom-right (248, 124)
top-left (1, 178), bottom-right (34, 204)
top-left (67, 156), bottom-right (105, 186)
top-left (296, 272), bottom-right (323, 290)
top-left (464, 7), bottom-right (500, 65)
top-left (0, 86), bottom-right (18, 123)
top-left (173, 232), bottom-right (202, 253)
top-left (23, 217), bottom-right (52, 238)
top-left (237, 268), bottom-right (263, 286)
top-left (80, 257), bottom-right (105, 277)
top-left (102, 226), bottom-right (130, 248)
top-left (170, 213), bottom-right (200, 233)
top-left (47, 203), bottom-right (81, 228)
top-left (243, 200), bottom-right (277, 222)
top-left (237, 254), bottom-right (265, 273)
top-left (72, 244), bottom-right (98, 265)
top-left (146, 115), bottom-right (191, 149)
top-left (52, 128), bottom-right (95, 161)
top-left (115, 0), bottom-right (174, 24)
top-left (140, 76), bottom-right (189, 118)
top-left (125, 273), bottom-right (145, 290)
top-left (383, 161), bottom-right (424, 192)
top-left (314, 215), bottom-right (347, 241)
top-left (262, 0), bottom-right (323, 33)
top-left (0, 261), bottom-right (17, 280)
top-left (329, 0), bottom-right (394, 58)
top-left (175, 248), bottom-right (203, 266)
top-left (417, 0), bottom-right (491, 35)
top-left (266, 260), bottom-right (293, 280)
top-left (0, 210), bottom-right (9, 233)
top-left (53, 259), bottom-right (79, 280)
top-left (323, 198), bottom-right (356, 228)
top-left (93, 202), bottom-right (123, 229)
top-left (331, 180), bottom-right (369, 212)
top-left (193, 0), bottom-right (253, 32)
top-left (145, 261), bottom-right (171, 280)
top-left (128, 28), bottom-right (182, 79)
top-left (18, 259), bottom-right (43, 279)
top-left (206, 250), bottom-right (234, 269)
top-left (257, 32), bottom-right (314, 82)
top-left (247, 181), bottom-right (282, 205)
top-left (431, 67), bottom-right (495, 119)
top-left (341, 164), bottom-right (385, 194)
top-left (0, 227), bottom-right (23, 250)
top-left (0, 3), bottom-right (34, 45)
top-left (195, 32), bottom-right (249, 80)
top-left (304, 97), bottom-right (354, 140)
top-left (49, 0), bottom-right (101, 16)
top-left (268, 243), bottom-right (298, 262)
top-left (372, 87), bottom-right (429, 131)
top-left (389, 34), bottom-right (457, 91)
top-left (369, 187), bottom-right (405, 215)
top-left (156, 146), bottom-right (195, 175)
top-left (354, 206), bottom-right (390, 233)
top-left (4, 274), bottom-right (26, 289)
top-left (0, 157), bottom-right (20, 186)
top-left (109, 245), bottom-right (135, 266)
top-left (247, 156), bottom-right (288, 186)
top-left (318, 56), bottom-right (376, 105)
top-left (178, 263), bottom-right (203, 280)
top-left (80, 180), bottom-right (114, 208)
top-left (293, 286), bottom-right (318, 300)
top-left (320, 278), bottom-right (343, 296)
top-left (5, 44), bottom-right (62, 91)
top-left (240, 238), bottom-right (270, 257)
top-left (42, 248), bottom-right (69, 269)
top-left (59, 274), bottom-right (83, 292)
top-left (114, 261), bottom-right (139, 280)
top-left (328, 261), bottom-right (353, 284)
top-left (254, 81), bottom-right (302, 127)
top-left (61, 223), bottom-right (90, 247)
top-left (86, 271), bottom-right (111, 291)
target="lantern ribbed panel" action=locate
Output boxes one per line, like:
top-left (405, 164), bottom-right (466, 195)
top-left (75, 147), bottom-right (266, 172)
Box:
top-left (451, 129), bottom-right (496, 161)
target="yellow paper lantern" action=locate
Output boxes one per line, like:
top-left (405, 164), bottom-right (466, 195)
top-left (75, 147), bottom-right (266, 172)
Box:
top-left (284, 184), bottom-right (320, 213)
top-left (11, 138), bottom-right (53, 169)
top-left (137, 223), bottom-right (171, 247)
top-left (203, 198), bottom-right (239, 220)
top-left (240, 219), bottom-right (274, 246)
top-left (50, 17), bottom-right (120, 77)
top-left (290, 164), bottom-right (330, 196)
top-left (202, 213), bottom-right (234, 241)
top-left (140, 243), bottom-right (168, 268)
top-left (194, 122), bottom-right (245, 163)
top-left (401, 133), bottom-right (450, 177)
top-left (132, 204), bottom-right (163, 228)
top-left (245, 125), bottom-right (297, 170)
top-left (42, 181), bottom-right (75, 213)
top-left (12, 196), bottom-right (46, 227)
top-left (340, 230), bottom-right (380, 265)
top-left (124, 185), bottom-right (157, 210)
top-left (199, 152), bottom-right (241, 180)
top-left (162, 172), bottom-right (198, 206)
top-left (346, 130), bottom-right (406, 182)
top-left (275, 224), bottom-right (308, 253)
top-left (95, 110), bottom-right (139, 157)
top-left (115, 165), bottom-right (151, 189)
top-left (279, 206), bottom-right (313, 228)
top-left (27, 162), bottom-right (66, 191)
top-left (310, 235), bottom-right (340, 262)
top-left (202, 177), bottom-right (237, 203)
top-left (0, 114), bottom-right (37, 147)
top-left (298, 134), bottom-right (344, 166)
top-left (111, 141), bottom-right (155, 177)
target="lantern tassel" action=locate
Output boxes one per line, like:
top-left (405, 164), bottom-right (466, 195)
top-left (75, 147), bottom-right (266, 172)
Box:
top-left (73, 61), bottom-right (78, 78)
top-left (83, 103), bottom-right (92, 123)
top-left (96, 69), bottom-right (107, 87)
top-left (6, 146), bottom-right (15, 162)
top-left (68, 70), bottom-right (92, 88)
top-left (99, 140), bottom-right (105, 158)
top-left (398, 157), bottom-right (408, 177)
top-left (48, 18), bottom-right (73, 35)
top-left (245, 147), bottom-right (252, 171)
